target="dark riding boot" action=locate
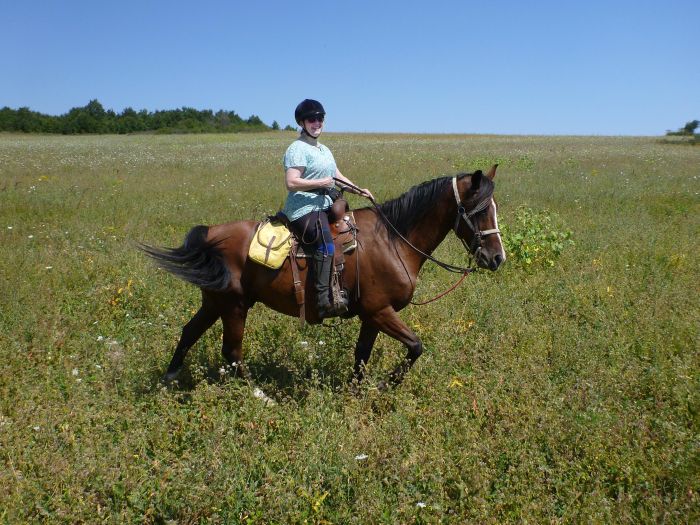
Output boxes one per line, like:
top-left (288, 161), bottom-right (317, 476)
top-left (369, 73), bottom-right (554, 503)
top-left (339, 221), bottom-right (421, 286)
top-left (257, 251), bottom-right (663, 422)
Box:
top-left (312, 252), bottom-right (347, 319)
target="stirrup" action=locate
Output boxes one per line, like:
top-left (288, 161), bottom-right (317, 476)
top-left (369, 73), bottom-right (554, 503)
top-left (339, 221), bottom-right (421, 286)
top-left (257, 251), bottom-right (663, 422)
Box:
top-left (318, 302), bottom-right (347, 319)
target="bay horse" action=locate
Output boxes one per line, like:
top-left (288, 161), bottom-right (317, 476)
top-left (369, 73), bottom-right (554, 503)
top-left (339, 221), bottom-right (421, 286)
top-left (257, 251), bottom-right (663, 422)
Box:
top-left (141, 165), bottom-right (505, 388)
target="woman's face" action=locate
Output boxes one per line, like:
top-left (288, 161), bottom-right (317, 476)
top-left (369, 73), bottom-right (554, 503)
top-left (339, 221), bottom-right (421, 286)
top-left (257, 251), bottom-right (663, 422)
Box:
top-left (303, 115), bottom-right (324, 137)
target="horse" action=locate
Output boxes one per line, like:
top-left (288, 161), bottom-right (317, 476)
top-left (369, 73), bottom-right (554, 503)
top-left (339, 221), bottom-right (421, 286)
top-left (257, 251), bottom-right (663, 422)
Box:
top-left (141, 165), bottom-right (505, 389)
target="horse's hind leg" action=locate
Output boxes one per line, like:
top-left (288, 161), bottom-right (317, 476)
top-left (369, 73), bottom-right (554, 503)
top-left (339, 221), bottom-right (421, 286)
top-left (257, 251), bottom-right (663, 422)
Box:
top-left (164, 302), bottom-right (218, 382)
top-left (219, 298), bottom-right (250, 379)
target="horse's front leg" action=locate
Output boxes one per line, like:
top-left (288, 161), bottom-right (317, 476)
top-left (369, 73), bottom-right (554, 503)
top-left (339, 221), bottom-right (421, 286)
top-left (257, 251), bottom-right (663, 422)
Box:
top-left (352, 322), bottom-right (380, 384)
top-left (368, 306), bottom-right (423, 390)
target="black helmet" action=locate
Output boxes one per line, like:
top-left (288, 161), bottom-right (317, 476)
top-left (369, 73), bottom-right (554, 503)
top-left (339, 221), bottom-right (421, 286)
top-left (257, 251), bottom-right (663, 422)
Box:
top-left (295, 99), bottom-right (325, 125)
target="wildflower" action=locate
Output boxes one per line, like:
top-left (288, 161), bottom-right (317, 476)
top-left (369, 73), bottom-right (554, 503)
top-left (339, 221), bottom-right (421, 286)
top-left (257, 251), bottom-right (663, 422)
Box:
top-left (97, 336), bottom-right (104, 341)
top-left (72, 369), bottom-right (79, 376)
top-left (252, 387), bottom-right (276, 406)
top-left (354, 454), bottom-right (368, 461)
top-left (45, 266), bottom-right (53, 270)
top-left (416, 502), bottom-right (427, 508)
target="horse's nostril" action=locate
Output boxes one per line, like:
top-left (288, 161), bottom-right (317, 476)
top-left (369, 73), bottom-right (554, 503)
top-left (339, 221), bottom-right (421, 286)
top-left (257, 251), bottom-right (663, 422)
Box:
top-left (493, 254), bottom-right (504, 269)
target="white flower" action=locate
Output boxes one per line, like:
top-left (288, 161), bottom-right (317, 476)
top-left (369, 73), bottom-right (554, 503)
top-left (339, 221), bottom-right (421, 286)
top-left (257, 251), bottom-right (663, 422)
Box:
top-left (28, 235), bottom-right (34, 239)
top-left (354, 454), bottom-right (368, 461)
top-left (416, 502), bottom-right (427, 508)
top-left (72, 368), bottom-right (79, 376)
top-left (45, 266), bottom-right (53, 270)
top-left (318, 340), bottom-right (325, 346)
top-left (97, 336), bottom-right (104, 341)
top-left (300, 341), bottom-right (309, 347)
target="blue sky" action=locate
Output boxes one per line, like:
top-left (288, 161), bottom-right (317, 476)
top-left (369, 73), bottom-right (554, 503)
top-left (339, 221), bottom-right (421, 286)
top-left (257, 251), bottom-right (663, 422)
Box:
top-left (2, 0), bottom-right (697, 135)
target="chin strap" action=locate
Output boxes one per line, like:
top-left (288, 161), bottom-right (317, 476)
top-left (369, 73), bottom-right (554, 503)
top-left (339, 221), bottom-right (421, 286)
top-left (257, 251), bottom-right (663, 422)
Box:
top-left (300, 128), bottom-right (319, 144)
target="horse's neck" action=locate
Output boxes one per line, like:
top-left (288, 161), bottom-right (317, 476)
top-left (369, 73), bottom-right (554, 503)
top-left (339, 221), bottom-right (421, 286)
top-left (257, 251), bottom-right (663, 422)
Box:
top-left (400, 196), bottom-right (455, 270)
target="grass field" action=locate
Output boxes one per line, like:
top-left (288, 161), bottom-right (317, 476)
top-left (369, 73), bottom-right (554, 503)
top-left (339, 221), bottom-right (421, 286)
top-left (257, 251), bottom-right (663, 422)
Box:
top-left (0, 132), bottom-right (698, 523)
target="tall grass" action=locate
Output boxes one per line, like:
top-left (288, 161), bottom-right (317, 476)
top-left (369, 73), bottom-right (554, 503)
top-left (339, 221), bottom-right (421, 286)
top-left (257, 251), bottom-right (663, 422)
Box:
top-left (0, 132), bottom-right (698, 523)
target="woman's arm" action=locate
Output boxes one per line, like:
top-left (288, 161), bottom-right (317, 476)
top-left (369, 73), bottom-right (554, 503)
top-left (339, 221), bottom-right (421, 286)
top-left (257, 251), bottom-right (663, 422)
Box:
top-left (334, 169), bottom-right (375, 201)
top-left (285, 167), bottom-right (334, 191)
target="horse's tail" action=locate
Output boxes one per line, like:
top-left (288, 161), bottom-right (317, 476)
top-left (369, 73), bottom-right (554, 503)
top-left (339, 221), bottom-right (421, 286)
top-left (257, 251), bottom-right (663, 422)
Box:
top-left (139, 225), bottom-right (231, 291)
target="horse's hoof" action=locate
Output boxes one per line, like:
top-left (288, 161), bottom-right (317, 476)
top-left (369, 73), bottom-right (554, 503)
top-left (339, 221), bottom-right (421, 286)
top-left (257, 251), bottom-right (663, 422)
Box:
top-left (162, 369), bottom-right (181, 384)
top-left (347, 379), bottom-right (362, 396)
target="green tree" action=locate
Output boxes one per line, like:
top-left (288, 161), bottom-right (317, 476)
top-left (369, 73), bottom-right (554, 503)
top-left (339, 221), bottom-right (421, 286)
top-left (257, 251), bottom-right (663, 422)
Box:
top-left (246, 115), bottom-right (263, 126)
top-left (682, 120), bottom-right (699, 135)
top-left (667, 119), bottom-right (699, 136)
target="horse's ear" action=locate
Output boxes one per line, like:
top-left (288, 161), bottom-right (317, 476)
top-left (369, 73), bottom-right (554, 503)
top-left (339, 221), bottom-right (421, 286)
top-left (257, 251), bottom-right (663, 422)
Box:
top-left (486, 164), bottom-right (498, 180)
top-left (471, 170), bottom-right (483, 190)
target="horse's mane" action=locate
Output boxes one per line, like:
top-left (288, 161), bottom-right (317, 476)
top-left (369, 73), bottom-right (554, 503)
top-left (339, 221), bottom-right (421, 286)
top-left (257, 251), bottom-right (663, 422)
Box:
top-left (375, 176), bottom-right (452, 238)
top-left (369, 173), bottom-right (494, 239)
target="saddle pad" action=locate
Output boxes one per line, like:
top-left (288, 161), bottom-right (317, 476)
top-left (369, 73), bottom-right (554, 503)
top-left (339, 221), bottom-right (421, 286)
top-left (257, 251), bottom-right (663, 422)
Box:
top-left (248, 219), bottom-right (293, 269)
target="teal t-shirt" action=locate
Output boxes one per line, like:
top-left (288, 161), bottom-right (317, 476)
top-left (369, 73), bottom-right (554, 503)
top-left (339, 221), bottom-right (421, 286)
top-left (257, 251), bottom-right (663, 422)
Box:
top-left (282, 139), bottom-right (336, 221)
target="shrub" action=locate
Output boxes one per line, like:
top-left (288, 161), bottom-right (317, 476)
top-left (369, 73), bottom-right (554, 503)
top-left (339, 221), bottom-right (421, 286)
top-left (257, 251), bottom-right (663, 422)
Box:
top-left (501, 206), bottom-right (574, 268)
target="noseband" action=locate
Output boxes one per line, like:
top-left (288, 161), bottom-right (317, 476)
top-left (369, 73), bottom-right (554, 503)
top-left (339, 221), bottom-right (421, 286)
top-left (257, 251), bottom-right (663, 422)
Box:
top-left (451, 177), bottom-right (500, 259)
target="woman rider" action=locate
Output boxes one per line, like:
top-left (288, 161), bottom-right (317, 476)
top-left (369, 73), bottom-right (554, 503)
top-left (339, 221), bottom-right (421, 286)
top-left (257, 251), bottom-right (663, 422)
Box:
top-left (282, 99), bottom-right (373, 319)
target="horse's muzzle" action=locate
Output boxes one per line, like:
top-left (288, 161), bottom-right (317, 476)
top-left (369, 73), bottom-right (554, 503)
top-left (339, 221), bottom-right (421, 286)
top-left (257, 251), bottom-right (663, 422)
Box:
top-left (489, 253), bottom-right (505, 271)
top-left (477, 251), bottom-right (504, 271)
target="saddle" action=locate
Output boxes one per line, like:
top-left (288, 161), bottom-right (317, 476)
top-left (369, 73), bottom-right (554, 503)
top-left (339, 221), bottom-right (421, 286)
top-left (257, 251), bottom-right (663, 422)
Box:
top-left (248, 197), bottom-right (358, 324)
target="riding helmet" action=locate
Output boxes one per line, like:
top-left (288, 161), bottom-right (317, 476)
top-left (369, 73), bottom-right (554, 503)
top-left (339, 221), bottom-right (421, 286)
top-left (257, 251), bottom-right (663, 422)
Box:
top-left (295, 99), bottom-right (325, 125)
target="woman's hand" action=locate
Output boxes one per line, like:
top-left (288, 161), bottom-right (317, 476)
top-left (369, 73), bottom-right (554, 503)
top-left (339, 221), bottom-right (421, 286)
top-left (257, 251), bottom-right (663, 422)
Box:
top-left (359, 188), bottom-right (375, 201)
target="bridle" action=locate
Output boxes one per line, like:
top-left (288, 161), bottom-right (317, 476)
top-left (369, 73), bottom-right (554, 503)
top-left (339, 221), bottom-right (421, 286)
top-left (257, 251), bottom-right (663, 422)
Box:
top-left (451, 177), bottom-right (501, 263)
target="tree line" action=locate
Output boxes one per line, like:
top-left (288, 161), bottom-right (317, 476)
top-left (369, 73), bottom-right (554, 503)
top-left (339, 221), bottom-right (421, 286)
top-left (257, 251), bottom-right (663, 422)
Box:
top-left (0, 99), bottom-right (293, 134)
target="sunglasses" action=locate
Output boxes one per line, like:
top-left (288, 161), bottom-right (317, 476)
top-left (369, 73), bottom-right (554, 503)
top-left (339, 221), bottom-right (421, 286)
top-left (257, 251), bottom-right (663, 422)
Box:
top-left (305, 115), bottom-right (324, 124)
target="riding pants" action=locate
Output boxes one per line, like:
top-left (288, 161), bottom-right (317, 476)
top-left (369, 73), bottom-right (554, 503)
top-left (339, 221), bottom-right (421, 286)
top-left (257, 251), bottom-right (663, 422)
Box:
top-left (289, 209), bottom-right (335, 256)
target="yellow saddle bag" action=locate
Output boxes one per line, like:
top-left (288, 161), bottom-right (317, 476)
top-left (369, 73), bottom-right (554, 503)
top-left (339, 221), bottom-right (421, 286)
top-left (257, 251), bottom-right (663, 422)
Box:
top-left (248, 218), bottom-right (293, 269)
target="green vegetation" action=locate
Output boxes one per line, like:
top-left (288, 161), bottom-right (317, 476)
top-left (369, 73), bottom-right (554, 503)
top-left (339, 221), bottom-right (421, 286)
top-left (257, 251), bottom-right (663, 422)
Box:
top-left (666, 119), bottom-right (699, 137)
top-left (501, 207), bottom-right (574, 268)
top-left (0, 132), bottom-right (698, 523)
top-left (0, 99), bottom-right (273, 134)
